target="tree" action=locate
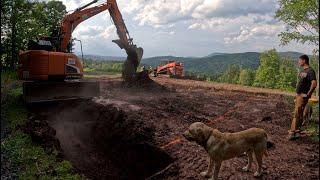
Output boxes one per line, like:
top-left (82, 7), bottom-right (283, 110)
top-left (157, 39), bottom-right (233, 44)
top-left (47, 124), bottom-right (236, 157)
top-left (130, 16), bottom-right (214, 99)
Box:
top-left (42, 1), bottom-right (67, 36)
top-left (1, 0), bottom-right (66, 69)
top-left (310, 54), bottom-right (319, 96)
top-left (254, 49), bottom-right (280, 88)
top-left (238, 69), bottom-right (255, 86)
top-left (218, 64), bottom-right (240, 84)
top-left (277, 58), bottom-right (298, 90)
top-left (275, 0), bottom-right (319, 50)
top-left (276, 0), bottom-right (319, 96)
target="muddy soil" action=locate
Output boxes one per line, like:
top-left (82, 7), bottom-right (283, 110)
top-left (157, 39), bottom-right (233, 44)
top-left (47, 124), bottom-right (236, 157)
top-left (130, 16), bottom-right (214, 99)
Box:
top-left (28, 98), bottom-right (173, 179)
top-left (28, 76), bottom-right (318, 180)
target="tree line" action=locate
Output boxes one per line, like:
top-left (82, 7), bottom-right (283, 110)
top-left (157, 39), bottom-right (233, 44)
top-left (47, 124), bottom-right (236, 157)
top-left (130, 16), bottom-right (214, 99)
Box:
top-left (1, 0), bottom-right (66, 70)
top-left (186, 49), bottom-right (319, 92)
top-left (83, 59), bottom-right (123, 75)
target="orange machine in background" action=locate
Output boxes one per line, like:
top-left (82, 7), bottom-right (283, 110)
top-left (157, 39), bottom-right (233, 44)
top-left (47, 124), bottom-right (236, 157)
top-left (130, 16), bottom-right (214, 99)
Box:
top-left (154, 61), bottom-right (184, 78)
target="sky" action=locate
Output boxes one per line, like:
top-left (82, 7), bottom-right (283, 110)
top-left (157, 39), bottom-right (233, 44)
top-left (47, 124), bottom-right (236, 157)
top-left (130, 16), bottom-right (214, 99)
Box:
top-left (59, 0), bottom-right (315, 57)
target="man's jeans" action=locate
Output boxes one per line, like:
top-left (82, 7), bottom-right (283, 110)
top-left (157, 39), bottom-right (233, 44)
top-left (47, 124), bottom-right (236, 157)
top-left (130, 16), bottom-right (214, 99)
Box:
top-left (290, 95), bottom-right (309, 133)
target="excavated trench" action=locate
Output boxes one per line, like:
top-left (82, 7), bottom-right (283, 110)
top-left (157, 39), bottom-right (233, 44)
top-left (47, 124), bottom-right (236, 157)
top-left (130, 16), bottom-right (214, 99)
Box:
top-left (27, 99), bottom-right (173, 179)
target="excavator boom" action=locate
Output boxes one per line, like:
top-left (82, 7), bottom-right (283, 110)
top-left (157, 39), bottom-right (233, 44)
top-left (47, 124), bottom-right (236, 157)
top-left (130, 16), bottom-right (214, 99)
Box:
top-left (58, 0), bottom-right (143, 82)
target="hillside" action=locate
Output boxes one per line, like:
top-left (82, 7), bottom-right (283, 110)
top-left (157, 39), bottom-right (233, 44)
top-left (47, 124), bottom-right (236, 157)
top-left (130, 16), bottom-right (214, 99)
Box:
top-left (141, 51), bottom-right (304, 75)
top-left (82, 51), bottom-right (305, 75)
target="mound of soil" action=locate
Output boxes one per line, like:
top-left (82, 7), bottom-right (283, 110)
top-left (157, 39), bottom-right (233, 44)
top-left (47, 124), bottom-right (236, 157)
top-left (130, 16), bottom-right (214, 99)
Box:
top-left (22, 115), bottom-right (62, 155)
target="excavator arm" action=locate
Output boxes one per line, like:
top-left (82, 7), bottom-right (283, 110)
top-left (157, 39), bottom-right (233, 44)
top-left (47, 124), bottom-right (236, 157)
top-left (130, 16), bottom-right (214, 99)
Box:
top-left (59, 0), bottom-right (143, 81)
top-left (59, 0), bottom-right (110, 52)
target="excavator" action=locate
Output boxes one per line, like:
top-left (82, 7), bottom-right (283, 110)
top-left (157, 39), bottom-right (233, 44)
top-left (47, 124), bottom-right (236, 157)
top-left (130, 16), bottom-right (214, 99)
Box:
top-left (153, 61), bottom-right (184, 78)
top-left (18, 0), bottom-right (143, 103)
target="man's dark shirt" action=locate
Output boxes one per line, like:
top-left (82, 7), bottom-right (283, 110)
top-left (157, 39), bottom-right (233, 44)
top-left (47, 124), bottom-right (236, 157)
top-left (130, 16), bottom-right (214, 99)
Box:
top-left (296, 67), bottom-right (317, 94)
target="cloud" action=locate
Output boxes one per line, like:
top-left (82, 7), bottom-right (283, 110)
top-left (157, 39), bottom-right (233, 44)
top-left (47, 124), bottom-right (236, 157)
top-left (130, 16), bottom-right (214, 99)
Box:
top-left (224, 23), bottom-right (284, 44)
top-left (45, 0), bottom-right (313, 56)
top-left (192, 0), bottom-right (276, 19)
top-left (73, 25), bottom-right (116, 40)
top-left (124, 0), bottom-right (277, 28)
top-left (188, 18), bottom-right (225, 30)
top-left (134, 1), bottom-right (187, 27)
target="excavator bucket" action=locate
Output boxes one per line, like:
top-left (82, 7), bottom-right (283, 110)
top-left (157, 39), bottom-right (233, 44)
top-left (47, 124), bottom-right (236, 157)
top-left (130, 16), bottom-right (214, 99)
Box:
top-left (113, 39), bottom-right (144, 82)
top-left (23, 81), bottom-right (100, 103)
top-left (122, 45), bottom-right (144, 82)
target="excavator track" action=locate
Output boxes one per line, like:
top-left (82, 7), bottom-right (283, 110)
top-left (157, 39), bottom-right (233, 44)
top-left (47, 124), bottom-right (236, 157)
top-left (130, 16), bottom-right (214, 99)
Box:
top-left (23, 81), bottom-right (100, 103)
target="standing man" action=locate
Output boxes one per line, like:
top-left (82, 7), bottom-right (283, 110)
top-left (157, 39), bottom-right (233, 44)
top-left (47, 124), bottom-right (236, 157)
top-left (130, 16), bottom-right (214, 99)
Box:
top-left (288, 55), bottom-right (317, 140)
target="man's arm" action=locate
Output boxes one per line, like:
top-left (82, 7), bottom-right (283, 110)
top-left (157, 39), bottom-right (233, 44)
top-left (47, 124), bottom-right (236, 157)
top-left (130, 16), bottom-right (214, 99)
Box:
top-left (307, 80), bottom-right (317, 98)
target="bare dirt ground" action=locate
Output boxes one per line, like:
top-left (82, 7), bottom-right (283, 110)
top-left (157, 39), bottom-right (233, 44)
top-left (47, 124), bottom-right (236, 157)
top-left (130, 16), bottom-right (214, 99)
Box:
top-left (29, 76), bottom-right (318, 180)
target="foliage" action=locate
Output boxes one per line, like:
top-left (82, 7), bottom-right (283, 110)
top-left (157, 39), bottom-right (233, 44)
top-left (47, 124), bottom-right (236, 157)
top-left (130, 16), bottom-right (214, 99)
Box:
top-left (238, 69), bottom-right (255, 86)
top-left (1, 70), bottom-right (18, 84)
top-left (277, 58), bottom-right (298, 91)
top-left (1, 0), bottom-right (66, 69)
top-left (184, 71), bottom-right (217, 81)
top-left (254, 49), bottom-right (281, 88)
top-left (310, 54), bottom-right (319, 96)
top-left (275, 0), bottom-right (319, 50)
top-left (1, 70), bottom-right (19, 104)
top-left (1, 78), bottom-right (82, 179)
top-left (218, 64), bottom-right (241, 84)
top-left (83, 59), bottom-right (123, 75)
top-left (306, 103), bottom-right (319, 141)
top-left (141, 52), bottom-right (304, 76)
top-left (2, 131), bottom-right (82, 179)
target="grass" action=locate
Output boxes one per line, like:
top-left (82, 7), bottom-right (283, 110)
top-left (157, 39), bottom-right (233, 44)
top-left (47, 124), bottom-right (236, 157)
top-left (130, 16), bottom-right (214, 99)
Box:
top-left (1, 70), bottom-right (18, 85)
top-left (83, 60), bottom-right (123, 75)
top-left (1, 70), bottom-right (83, 179)
top-left (84, 67), bottom-right (121, 75)
top-left (306, 103), bottom-right (319, 141)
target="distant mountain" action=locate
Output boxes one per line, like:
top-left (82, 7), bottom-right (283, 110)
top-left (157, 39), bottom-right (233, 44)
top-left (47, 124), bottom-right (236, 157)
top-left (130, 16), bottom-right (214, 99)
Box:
top-left (279, 51), bottom-right (304, 60)
top-left (82, 51), bottom-right (306, 75)
top-left (184, 52), bottom-right (261, 75)
top-left (141, 51), bottom-right (306, 75)
top-left (205, 52), bottom-right (228, 57)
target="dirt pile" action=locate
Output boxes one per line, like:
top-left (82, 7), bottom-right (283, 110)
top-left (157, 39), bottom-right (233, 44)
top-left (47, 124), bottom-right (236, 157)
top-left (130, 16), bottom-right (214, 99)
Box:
top-left (22, 115), bottom-right (62, 155)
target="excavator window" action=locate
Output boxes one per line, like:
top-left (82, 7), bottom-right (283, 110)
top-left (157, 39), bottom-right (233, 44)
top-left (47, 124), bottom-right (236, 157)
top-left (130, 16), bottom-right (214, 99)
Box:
top-left (27, 40), bottom-right (54, 51)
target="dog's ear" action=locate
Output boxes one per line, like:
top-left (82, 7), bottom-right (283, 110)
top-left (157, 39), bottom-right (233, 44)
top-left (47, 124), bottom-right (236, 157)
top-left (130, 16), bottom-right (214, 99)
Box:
top-left (211, 129), bottom-right (222, 139)
top-left (202, 125), bottom-right (213, 140)
top-left (196, 124), bottom-right (213, 146)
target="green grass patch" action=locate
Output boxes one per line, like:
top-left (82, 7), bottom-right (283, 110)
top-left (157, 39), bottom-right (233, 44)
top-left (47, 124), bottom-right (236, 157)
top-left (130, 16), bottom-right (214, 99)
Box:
top-left (1, 83), bottom-right (83, 179)
top-left (83, 59), bottom-right (122, 75)
top-left (1, 70), bottom-right (18, 85)
top-left (306, 103), bottom-right (319, 141)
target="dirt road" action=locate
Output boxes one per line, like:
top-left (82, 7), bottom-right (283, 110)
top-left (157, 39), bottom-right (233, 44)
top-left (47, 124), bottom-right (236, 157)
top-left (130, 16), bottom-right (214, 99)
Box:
top-left (31, 76), bottom-right (318, 179)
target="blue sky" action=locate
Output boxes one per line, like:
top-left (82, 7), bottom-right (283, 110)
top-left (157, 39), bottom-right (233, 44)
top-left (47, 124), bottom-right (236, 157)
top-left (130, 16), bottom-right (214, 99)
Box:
top-left (61, 0), bottom-right (315, 57)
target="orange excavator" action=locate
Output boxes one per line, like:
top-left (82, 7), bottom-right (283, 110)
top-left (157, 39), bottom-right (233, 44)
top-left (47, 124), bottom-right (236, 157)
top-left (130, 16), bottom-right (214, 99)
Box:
top-left (18, 0), bottom-right (143, 103)
top-left (153, 61), bottom-right (184, 78)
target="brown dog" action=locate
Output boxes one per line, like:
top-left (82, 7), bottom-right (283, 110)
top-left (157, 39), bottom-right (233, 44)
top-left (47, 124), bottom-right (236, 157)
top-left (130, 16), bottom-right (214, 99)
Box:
top-left (183, 122), bottom-right (268, 180)
top-left (302, 104), bottom-right (313, 126)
